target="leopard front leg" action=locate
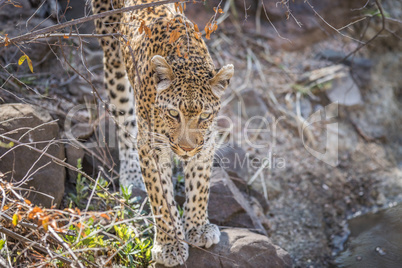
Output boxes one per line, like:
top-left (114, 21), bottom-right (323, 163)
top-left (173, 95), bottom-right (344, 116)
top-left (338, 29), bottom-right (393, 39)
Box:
top-left (137, 140), bottom-right (188, 267)
top-left (183, 147), bottom-right (220, 248)
top-left (92, 0), bottom-right (144, 191)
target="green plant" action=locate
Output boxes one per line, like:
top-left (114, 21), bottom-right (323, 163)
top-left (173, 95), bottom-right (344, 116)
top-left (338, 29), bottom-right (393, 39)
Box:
top-left (177, 174), bottom-right (184, 184)
top-left (62, 188), bottom-right (153, 267)
top-left (177, 205), bottom-right (184, 218)
top-left (68, 158), bottom-right (89, 209)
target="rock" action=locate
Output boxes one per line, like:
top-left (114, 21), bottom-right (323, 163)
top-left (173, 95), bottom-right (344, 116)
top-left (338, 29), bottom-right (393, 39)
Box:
top-left (159, 229), bottom-right (292, 268)
top-left (208, 168), bottom-right (267, 235)
top-left (0, 104), bottom-right (65, 208)
top-left (349, 110), bottom-right (387, 141)
top-left (336, 203), bottom-right (402, 268)
top-left (214, 143), bottom-right (248, 179)
top-left (230, 175), bottom-right (270, 214)
top-left (326, 74), bottom-right (363, 106)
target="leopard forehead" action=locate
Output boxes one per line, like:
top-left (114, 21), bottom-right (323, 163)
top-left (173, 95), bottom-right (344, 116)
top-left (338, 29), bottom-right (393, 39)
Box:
top-left (156, 65), bottom-right (220, 115)
top-left (156, 84), bottom-right (219, 116)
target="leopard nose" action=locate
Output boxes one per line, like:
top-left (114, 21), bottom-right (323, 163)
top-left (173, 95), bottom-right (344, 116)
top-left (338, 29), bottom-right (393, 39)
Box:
top-left (180, 145), bottom-right (195, 152)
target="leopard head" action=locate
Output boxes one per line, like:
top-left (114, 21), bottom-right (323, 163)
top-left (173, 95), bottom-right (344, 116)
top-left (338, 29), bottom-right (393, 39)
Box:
top-left (151, 55), bottom-right (234, 159)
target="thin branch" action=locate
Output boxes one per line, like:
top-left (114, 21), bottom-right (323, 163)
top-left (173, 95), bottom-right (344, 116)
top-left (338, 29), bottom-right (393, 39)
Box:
top-left (304, 0), bottom-right (365, 44)
top-left (341, 0), bottom-right (386, 61)
top-left (0, 226), bottom-right (73, 265)
top-left (0, 0), bottom-right (187, 47)
top-left (48, 226), bottom-right (85, 268)
top-left (261, 1), bottom-right (290, 42)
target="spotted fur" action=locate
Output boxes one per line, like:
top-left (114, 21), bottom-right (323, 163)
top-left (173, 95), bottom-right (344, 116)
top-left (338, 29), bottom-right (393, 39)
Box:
top-left (92, 0), bottom-right (234, 266)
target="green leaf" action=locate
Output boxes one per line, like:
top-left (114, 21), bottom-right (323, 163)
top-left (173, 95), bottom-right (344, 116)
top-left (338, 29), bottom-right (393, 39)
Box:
top-left (145, 248), bottom-right (151, 260)
top-left (0, 239), bottom-right (5, 250)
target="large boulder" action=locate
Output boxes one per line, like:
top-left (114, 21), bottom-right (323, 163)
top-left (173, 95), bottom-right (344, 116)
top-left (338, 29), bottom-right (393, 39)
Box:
top-left (0, 104), bottom-right (65, 207)
top-left (208, 168), bottom-right (267, 235)
top-left (155, 228), bottom-right (292, 268)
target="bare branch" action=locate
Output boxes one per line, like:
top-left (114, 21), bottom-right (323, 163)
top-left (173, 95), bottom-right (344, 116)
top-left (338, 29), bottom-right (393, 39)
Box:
top-left (0, 226), bottom-right (74, 265)
top-left (342, 0), bottom-right (386, 61)
top-left (0, 0), bottom-right (186, 47)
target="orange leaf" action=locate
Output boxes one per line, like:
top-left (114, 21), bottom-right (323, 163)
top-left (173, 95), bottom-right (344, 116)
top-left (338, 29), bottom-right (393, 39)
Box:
top-left (4, 34), bottom-right (10, 47)
top-left (194, 24), bottom-right (199, 32)
top-left (176, 44), bottom-right (182, 57)
top-left (169, 30), bottom-right (180, 44)
top-left (42, 217), bottom-right (49, 231)
top-left (184, 53), bottom-right (189, 59)
top-left (75, 207), bottom-right (81, 215)
top-left (212, 22), bottom-right (218, 32)
top-left (138, 21), bottom-right (144, 34)
top-left (28, 207), bottom-right (43, 219)
top-left (218, 8), bottom-right (224, 14)
top-left (204, 23), bottom-right (209, 33)
top-left (145, 26), bottom-right (152, 38)
top-left (204, 24), bottom-right (211, 40)
top-left (100, 213), bottom-right (111, 220)
top-left (55, 227), bottom-right (66, 233)
top-left (24, 199), bottom-right (31, 205)
top-left (63, 35), bottom-right (69, 39)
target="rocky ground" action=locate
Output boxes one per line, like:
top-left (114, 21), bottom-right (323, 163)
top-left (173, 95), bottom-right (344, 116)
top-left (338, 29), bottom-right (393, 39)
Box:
top-left (0, 0), bottom-right (401, 267)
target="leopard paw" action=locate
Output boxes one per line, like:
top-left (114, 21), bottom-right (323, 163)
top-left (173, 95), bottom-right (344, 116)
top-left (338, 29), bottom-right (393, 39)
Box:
top-left (152, 240), bottom-right (189, 267)
top-left (186, 223), bottom-right (220, 248)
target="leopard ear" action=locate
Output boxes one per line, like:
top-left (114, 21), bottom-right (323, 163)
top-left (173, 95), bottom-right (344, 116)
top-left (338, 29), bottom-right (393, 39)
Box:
top-left (209, 64), bottom-right (234, 98)
top-left (151, 55), bottom-right (175, 93)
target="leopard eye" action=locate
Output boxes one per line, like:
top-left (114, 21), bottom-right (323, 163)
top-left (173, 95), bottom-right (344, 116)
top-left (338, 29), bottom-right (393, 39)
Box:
top-left (200, 112), bottom-right (211, 120)
top-left (168, 109), bottom-right (179, 118)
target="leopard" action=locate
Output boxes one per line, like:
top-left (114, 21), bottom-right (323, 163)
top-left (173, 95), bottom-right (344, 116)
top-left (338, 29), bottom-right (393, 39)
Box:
top-left (91, 0), bottom-right (234, 266)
